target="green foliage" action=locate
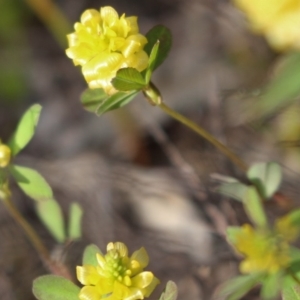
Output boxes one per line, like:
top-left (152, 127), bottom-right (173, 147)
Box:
top-left (80, 88), bottom-right (108, 113)
top-left (82, 244), bottom-right (102, 266)
top-left (217, 180), bottom-right (248, 202)
top-left (10, 165), bottom-right (53, 201)
top-left (247, 162), bottom-right (282, 199)
top-left (260, 272), bottom-right (282, 300)
top-left (68, 202), bottom-right (83, 240)
top-left (32, 275), bottom-right (80, 300)
top-left (220, 273), bottom-right (263, 300)
top-left (144, 25), bottom-right (172, 71)
top-left (257, 53), bottom-right (300, 119)
top-left (36, 198), bottom-right (66, 243)
top-left (243, 186), bottom-right (267, 228)
top-left (145, 41), bottom-right (160, 84)
top-left (112, 68), bottom-right (146, 91)
top-left (159, 281), bottom-right (178, 300)
top-left (8, 104), bottom-right (41, 156)
top-left (282, 283), bottom-right (300, 300)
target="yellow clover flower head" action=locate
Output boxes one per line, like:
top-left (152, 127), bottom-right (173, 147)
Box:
top-left (0, 143), bottom-right (11, 168)
top-left (233, 224), bottom-right (291, 274)
top-left (233, 0), bottom-right (300, 51)
top-left (66, 6), bottom-right (149, 95)
top-left (77, 242), bottom-right (160, 300)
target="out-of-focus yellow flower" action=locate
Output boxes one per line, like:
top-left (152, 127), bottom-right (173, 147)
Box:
top-left (0, 144), bottom-right (11, 168)
top-left (76, 242), bottom-right (159, 300)
top-left (66, 6), bottom-right (149, 95)
top-left (233, 0), bottom-right (300, 51)
top-left (232, 224), bottom-right (291, 274)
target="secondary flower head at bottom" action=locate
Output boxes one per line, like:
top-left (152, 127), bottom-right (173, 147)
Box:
top-left (76, 242), bottom-right (160, 300)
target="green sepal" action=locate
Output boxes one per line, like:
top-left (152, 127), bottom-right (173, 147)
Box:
top-left (111, 68), bottom-right (146, 91)
top-left (10, 164), bottom-right (53, 202)
top-left (96, 91), bottom-right (138, 115)
top-left (159, 281), bottom-right (178, 300)
top-left (32, 275), bottom-right (80, 300)
top-left (81, 88), bottom-right (108, 113)
top-left (67, 202), bottom-right (83, 240)
top-left (145, 41), bottom-right (160, 84)
top-left (8, 104), bottom-right (41, 156)
top-left (219, 273), bottom-right (263, 300)
top-left (247, 162), bottom-right (282, 199)
top-left (243, 186), bottom-right (268, 229)
top-left (83, 244), bottom-right (102, 266)
top-left (144, 25), bottom-right (172, 71)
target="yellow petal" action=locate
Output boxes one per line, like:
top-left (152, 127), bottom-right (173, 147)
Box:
top-left (125, 50), bottom-right (149, 72)
top-left (130, 247), bottom-right (149, 269)
top-left (141, 276), bottom-right (160, 297)
top-left (126, 16), bottom-right (139, 35)
top-left (79, 286), bottom-right (101, 300)
top-left (101, 6), bottom-right (119, 26)
top-left (80, 9), bottom-right (101, 26)
top-left (112, 280), bottom-right (130, 299)
top-left (107, 242), bottom-right (128, 257)
top-left (96, 253), bottom-right (106, 269)
top-left (131, 272), bottom-right (153, 289)
top-left (124, 287), bottom-right (144, 300)
top-left (76, 265), bottom-right (100, 285)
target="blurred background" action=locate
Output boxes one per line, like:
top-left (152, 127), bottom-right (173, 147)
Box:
top-left (1, 0), bottom-right (299, 300)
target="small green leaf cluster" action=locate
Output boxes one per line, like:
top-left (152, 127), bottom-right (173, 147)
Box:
top-left (81, 25), bottom-right (172, 115)
top-left (0, 104), bottom-right (82, 243)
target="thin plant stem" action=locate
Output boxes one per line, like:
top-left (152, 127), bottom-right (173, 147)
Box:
top-left (2, 195), bottom-right (72, 280)
top-left (158, 102), bottom-right (248, 172)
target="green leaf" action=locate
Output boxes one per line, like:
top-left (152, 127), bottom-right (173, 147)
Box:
top-left (67, 202), bottom-right (83, 240)
top-left (83, 244), bottom-right (102, 266)
top-left (243, 186), bottom-right (267, 228)
top-left (282, 283), bottom-right (300, 300)
top-left (219, 273), bottom-right (263, 300)
top-left (8, 104), bottom-right (41, 156)
top-left (81, 88), bottom-right (108, 113)
top-left (145, 41), bottom-right (160, 83)
top-left (159, 281), bottom-right (178, 300)
top-left (32, 275), bottom-right (80, 300)
top-left (257, 53), bottom-right (300, 119)
top-left (144, 25), bottom-right (172, 71)
top-left (10, 165), bottom-right (53, 201)
top-left (217, 181), bottom-right (248, 202)
top-left (247, 162), bottom-right (282, 199)
top-left (112, 68), bottom-right (146, 91)
top-left (283, 209), bottom-right (300, 229)
top-left (260, 273), bottom-right (282, 300)
top-left (96, 91), bottom-right (138, 115)
top-left (36, 198), bottom-right (66, 243)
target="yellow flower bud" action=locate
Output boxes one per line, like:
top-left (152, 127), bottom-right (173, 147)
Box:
top-left (233, 0), bottom-right (300, 51)
top-left (0, 144), bottom-right (11, 168)
top-left (66, 6), bottom-right (149, 95)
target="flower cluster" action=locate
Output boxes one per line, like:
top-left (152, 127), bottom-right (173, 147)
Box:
top-left (233, 0), bottom-right (300, 51)
top-left (76, 242), bottom-right (159, 300)
top-left (66, 6), bottom-right (149, 95)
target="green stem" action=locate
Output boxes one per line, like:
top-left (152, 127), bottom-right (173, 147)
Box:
top-left (2, 195), bottom-right (72, 279)
top-left (158, 102), bottom-right (248, 172)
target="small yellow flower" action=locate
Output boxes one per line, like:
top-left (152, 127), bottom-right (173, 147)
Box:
top-left (232, 224), bottom-right (291, 274)
top-left (233, 0), bottom-right (300, 51)
top-left (76, 242), bottom-right (159, 300)
top-left (0, 144), bottom-right (11, 168)
top-left (66, 6), bottom-right (149, 95)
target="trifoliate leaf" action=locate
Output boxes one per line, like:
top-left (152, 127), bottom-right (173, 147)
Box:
top-left (36, 198), bottom-right (66, 243)
top-left (8, 104), bottom-right (41, 156)
top-left (145, 41), bottom-right (160, 84)
top-left (244, 186), bottom-right (267, 229)
top-left (32, 275), bottom-right (80, 300)
top-left (96, 91), bottom-right (138, 115)
top-left (10, 165), bottom-right (53, 201)
top-left (83, 244), bottom-right (102, 266)
top-left (68, 202), bottom-right (83, 240)
top-left (81, 88), bottom-right (108, 113)
top-left (247, 162), bottom-right (282, 199)
top-left (144, 25), bottom-right (172, 71)
top-left (112, 68), bottom-right (146, 91)
top-left (159, 281), bottom-right (178, 300)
